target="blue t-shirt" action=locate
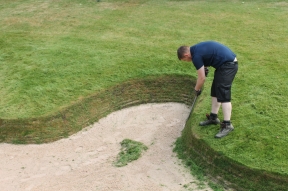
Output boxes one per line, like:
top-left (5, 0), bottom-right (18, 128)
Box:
top-left (190, 41), bottom-right (236, 70)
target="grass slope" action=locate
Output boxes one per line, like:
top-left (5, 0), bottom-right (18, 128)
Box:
top-left (0, 0), bottom-right (194, 118)
top-left (1, 0), bottom-right (288, 186)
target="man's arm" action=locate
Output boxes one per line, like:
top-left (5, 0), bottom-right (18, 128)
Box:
top-left (194, 66), bottom-right (206, 91)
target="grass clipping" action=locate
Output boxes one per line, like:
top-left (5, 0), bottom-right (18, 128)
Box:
top-left (114, 139), bottom-right (148, 167)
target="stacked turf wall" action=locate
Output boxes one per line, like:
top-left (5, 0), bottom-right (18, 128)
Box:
top-left (1, 74), bottom-right (287, 190)
top-left (0, 75), bottom-right (195, 144)
top-left (177, 100), bottom-right (288, 191)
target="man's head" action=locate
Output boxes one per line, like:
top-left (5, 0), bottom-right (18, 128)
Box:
top-left (177, 46), bottom-right (192, 62)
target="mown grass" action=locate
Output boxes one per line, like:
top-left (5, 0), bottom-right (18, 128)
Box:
top-left (0, 0), bottom-right (194, 118)
top-left (1, 0), bottom-right (288, 188)
top-left (189, 1), bottom-right (288, 175)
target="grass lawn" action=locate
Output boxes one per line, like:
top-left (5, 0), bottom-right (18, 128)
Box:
top-left (0, 0), bottom-right (193, 118)
top-left (1, 0), bottom-right (288, 188)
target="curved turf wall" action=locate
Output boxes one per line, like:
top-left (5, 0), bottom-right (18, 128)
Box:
top-left (177, 111), bottom-right (288, 191)
top-left (1, 74), bottom-right (287, 190)
top-left (0, 75), bottom-right (195, 144)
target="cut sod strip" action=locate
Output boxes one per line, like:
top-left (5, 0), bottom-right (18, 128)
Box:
top-left (114, 139), bottom-right (148, 167)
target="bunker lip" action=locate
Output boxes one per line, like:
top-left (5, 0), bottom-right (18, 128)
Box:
top-left (1, 74), bottom-right (286, 190)
top-left (0, 74), bottom-right (195, 144)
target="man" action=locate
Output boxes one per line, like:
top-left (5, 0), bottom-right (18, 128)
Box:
top-left (177, 41), bottom-right (238, 138)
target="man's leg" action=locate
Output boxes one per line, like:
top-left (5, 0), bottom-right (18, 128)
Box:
top-left (199, 97), bottom-right (221, 126)
top-left (215, 102), bottom-right (234, 138)
top-left (199, 66), bottom-right (221, 126)
top-left (211, 97), bottom-right (221, 114)
top-left (221, 102), bottom-right (232, 121)
top-left (213, 61), bottom-right (238, 138)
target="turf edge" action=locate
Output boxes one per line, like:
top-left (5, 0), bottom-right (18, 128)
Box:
top-left (1, 74), bottom-right (287, 190)
top-left (0, 74), bottom-right (195, 144)
top-left (174, 114), bottom-right (288, 191)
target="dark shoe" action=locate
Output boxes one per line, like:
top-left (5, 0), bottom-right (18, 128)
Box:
top-left (199, 114), bottom-right (220, 126)
top-left (215, 122), bottom-right (234, 138)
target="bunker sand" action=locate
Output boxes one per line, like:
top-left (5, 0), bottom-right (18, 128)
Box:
top-left (0, 103), bottom-right (212, 191)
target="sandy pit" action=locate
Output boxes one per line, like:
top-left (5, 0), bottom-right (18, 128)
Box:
top-left (0, 103), bottom-right (212, 191)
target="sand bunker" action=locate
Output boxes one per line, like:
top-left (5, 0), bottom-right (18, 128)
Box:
top-left (0, 103), bottom-right (212, 191)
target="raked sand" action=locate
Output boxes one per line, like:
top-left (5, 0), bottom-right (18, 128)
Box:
top-left (0, 103), bottom-right (212, 191)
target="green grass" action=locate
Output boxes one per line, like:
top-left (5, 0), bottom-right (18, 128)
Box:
top-left (0, 0), bottom-right (194, 118)
top-left (1, 0), bottom-right (288, 189)
top-left (114, 139), bottom-right (148, 167)
top-left (189, 0), bottom-right (288, 174)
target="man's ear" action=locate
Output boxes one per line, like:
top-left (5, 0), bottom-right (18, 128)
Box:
top-left (182, 53), bottom-right (189, 59)
top-left (184, 52), bottom-right (192, 59)
top-left (183, 52), bottom-right (189, 57)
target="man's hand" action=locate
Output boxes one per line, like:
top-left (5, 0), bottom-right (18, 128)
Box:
top-left (195, 89), bottom-right (202, 96)
top-left (204, 67), bottom-right (209, 77)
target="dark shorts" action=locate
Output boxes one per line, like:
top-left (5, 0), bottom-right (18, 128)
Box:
top-left (211, 62), bottom-right (238, 102)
